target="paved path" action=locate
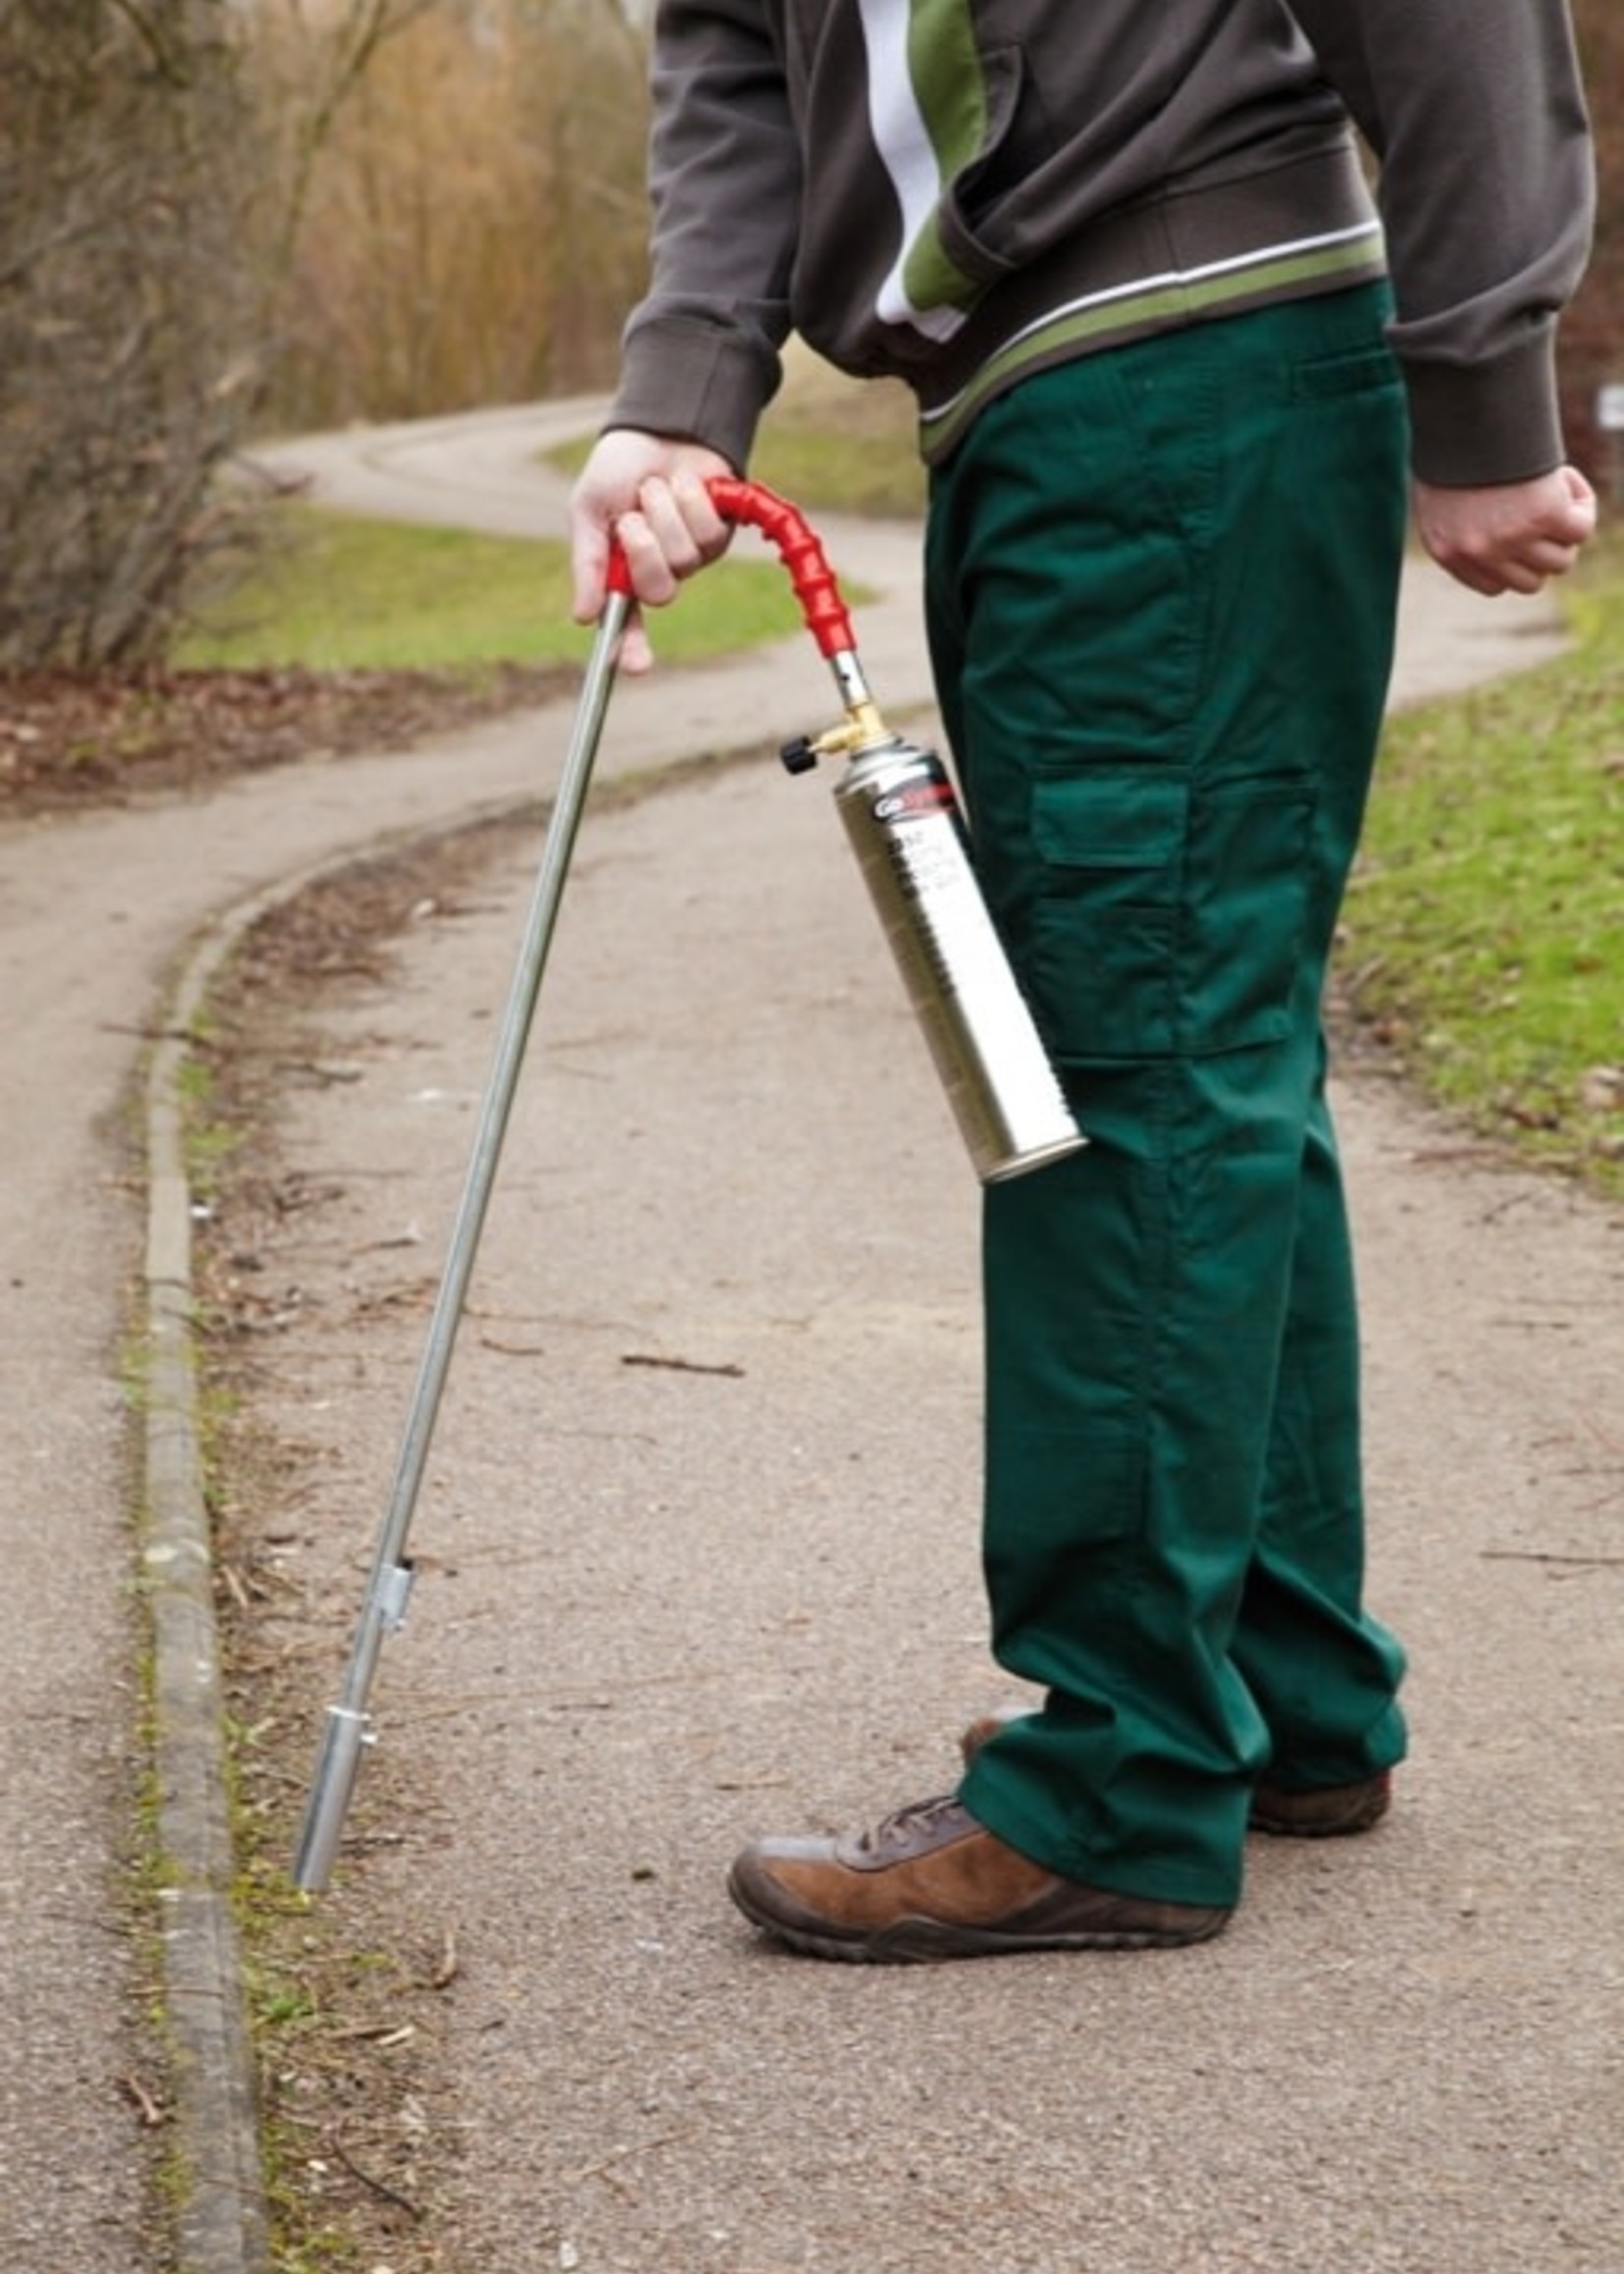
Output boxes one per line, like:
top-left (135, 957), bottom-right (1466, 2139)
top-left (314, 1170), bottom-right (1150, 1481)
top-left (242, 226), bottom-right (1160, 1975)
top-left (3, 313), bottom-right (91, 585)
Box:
top-left (1, 403), bottom-right (1617, 2270)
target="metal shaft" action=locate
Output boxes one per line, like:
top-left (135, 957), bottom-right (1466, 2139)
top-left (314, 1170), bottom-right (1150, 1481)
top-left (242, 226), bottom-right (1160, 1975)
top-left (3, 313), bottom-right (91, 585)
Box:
top-left (293, 589), bottom-right (632, 1892)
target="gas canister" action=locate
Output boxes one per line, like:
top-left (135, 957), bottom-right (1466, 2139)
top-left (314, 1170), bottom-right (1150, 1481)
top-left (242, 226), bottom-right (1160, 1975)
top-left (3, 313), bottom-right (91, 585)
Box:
top-left (829, 731), bottom-right (1085, 1182)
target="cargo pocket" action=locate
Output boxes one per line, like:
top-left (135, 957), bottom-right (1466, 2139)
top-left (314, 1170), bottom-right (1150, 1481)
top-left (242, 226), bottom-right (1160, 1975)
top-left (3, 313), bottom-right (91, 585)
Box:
top-left (1290, 343), bottom-right (1404, 406)
top-left (1026, 768), bottom-right (1188, 1063)
top-left (1179, 773), bottom-right (1318, 1054)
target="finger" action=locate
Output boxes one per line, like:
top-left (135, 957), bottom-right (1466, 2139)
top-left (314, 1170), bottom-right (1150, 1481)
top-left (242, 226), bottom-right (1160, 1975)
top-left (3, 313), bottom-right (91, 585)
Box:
top-left (1494, 559), bottom-right (1546, 597)
top-left (1524, 537), bottom-right (1582, 579)
top-left (1427, 526), bottom-right (1575, 595)
top-left (1523, 469), bottom-right (1596, 552)
top-left (1553, 484), bottom-right (1598, 548)
top-left (612, 509), bottom-right (685, 606)
top-left (667, 467), bottom-right (731, 559)
top-left (1420, 527), bottom-right (1504, 596)
top-left (1561, 463), bottom-right (1599, 518)
top-left (568, 515), bottom-right (611, 626)
top-left (634, 477), bottom-right (712, 578)
top-left (1489, 529), bottom-right (1586, 591)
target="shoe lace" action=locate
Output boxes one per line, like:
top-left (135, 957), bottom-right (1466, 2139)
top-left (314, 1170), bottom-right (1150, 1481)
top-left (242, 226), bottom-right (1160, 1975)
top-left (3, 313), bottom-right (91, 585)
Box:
top-left (858, 1792), bottom-right (965, 1858)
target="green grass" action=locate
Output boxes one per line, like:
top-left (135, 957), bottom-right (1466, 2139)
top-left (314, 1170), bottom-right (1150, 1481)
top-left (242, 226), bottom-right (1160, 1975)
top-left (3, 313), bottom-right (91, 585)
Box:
top-left (542, 340), bottom-right (927, 519)
top-left (184, 348), bottom-right (919, 676)
top-left (1343, 535), bottom-right (1624, 1195)
top-left (749, 380), bottom-right (926, 518)
top-left (178, 506), bottom-right (803, 671)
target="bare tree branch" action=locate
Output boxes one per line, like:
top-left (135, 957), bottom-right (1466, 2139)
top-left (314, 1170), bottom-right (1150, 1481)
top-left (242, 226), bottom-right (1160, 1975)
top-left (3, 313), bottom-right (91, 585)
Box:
top-left (104, 0), bottom-right (189, 85)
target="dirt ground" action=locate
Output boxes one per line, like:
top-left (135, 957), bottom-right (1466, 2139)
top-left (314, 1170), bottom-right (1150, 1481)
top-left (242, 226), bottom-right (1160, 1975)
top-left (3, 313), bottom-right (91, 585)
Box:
top-left (0, 665), bottom-right (572, 817)
top-left (183, 810), bottom-right (547, 2267)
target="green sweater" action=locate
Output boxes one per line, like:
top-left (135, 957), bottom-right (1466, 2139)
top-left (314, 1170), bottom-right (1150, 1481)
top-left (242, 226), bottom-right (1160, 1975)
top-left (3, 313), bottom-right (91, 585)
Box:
top-left (609, 0), bottom-right (1594, 484)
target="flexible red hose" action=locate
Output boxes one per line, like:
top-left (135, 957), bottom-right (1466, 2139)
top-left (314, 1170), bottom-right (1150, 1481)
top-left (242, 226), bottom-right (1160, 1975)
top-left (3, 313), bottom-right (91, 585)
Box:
top-left (706, 477), bottom-right (856, 658)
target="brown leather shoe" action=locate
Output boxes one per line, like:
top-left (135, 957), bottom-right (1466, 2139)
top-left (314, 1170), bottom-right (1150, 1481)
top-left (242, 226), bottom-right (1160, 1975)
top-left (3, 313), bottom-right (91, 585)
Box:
top-left (960, 1707), bottom-right (1393, 1839)
top-left (726, 1794), bottom-right (1230, 1962)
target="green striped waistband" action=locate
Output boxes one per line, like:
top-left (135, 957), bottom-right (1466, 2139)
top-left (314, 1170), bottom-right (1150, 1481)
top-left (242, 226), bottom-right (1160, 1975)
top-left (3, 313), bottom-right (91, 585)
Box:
top-left (915, 140), bottom-right (1386, 464)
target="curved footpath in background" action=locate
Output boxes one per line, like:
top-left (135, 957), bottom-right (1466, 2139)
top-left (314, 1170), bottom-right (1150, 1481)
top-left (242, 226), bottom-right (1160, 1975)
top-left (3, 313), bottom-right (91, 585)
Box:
top-left (0, 402), bottom-right (1617, 2272)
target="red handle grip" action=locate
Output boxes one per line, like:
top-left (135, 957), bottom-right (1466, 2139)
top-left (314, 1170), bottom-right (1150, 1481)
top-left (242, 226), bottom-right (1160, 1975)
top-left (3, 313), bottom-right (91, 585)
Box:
top-left (705, 477), bottom-right (856, 659)
top-left (604, 477), bottom-right (856, 659)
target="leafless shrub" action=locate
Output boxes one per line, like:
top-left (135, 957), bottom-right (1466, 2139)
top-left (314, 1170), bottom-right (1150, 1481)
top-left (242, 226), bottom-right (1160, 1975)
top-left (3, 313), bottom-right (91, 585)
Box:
top-left (0, 0), bottom-right (439, 670)
top-left (0, 2), bottom-right (265, 666)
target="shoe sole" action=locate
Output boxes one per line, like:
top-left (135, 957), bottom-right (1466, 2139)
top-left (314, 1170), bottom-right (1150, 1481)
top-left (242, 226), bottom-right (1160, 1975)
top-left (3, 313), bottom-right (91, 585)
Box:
top-left (1248, 1781), bottom-right (1392, 1838)
top-left (725, 1867), bottom-right (1229, 1963)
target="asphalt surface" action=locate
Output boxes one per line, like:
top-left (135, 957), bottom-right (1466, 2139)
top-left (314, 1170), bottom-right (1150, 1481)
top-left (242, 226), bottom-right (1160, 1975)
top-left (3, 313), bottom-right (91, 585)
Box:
top-left (1, 403), bottom-right (1619, 2272)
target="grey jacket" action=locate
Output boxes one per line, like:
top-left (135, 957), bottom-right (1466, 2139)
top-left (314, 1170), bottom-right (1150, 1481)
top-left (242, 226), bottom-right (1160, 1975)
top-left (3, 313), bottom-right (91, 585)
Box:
top-left (609, 0), bottom-right (1594, 484)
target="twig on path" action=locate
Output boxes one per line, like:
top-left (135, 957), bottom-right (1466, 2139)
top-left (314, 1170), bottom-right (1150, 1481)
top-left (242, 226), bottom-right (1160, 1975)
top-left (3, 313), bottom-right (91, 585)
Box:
top-left (117, 2071), bottom-right (167, 2128)
top-left (331, 2138), bottom-right (424, 2221)
top-left (620, 1350), bottom-right (745, 1378)
top-left (428, 1924), bottom-right (460, 1991)
top-left (1481, 1548), bottom-right (1624, 1571)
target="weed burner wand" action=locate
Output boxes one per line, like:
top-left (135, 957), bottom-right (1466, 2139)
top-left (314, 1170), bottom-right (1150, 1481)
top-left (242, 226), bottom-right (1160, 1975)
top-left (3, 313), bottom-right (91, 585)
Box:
top-left (292, 482), bottom-right (1082, 1894)
top-left (291, 555), bottom-right (633, 1894)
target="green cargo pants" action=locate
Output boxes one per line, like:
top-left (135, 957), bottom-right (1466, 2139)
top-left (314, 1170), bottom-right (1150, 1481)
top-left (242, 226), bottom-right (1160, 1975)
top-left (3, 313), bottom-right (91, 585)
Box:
top-left (928, 286), bottom-right (1411, 1909)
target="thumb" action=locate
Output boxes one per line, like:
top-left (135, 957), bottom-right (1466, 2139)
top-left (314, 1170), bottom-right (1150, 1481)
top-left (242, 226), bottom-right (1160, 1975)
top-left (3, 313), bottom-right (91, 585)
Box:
top-left (569, 509), bottom-right (611, 628)
top-left (1558, 464), bottom-right (1599, 542)
top-left (615, 605), bottom-right (657, 676)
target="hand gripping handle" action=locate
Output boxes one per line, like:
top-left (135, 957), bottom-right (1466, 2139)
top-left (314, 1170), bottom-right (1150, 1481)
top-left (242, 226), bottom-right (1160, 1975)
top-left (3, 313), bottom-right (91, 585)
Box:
top-left (604, 477), bottom-right (856, 660)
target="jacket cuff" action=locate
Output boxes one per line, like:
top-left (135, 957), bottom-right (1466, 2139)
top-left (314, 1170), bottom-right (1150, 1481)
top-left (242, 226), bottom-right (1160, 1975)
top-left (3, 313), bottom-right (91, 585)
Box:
top-left (607, 315), bottom-right (781, 474)
top-left (1401, 327), bottom-right (1566, 488)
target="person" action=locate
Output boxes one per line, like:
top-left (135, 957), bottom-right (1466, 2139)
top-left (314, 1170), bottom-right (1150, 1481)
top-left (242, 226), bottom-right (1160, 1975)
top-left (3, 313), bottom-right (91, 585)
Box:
top-left (567, 0), bottom-right (1597, 1961)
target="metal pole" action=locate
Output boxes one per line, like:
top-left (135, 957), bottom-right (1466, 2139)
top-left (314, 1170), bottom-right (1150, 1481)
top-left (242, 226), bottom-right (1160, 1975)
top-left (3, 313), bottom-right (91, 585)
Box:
top-left (293, 589), bottom-right (632, 1892)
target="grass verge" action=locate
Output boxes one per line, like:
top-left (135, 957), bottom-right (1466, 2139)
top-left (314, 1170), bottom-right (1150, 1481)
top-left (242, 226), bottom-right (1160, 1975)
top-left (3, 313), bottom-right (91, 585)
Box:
top-left (179, 507), bottom-right (803, 673)
top-left (541, 340), bottom-right (927, 519)
top-left (181, 348), bottom-right (919, 691)
top-left (1342, 534), bottom-right (1624, 1196)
